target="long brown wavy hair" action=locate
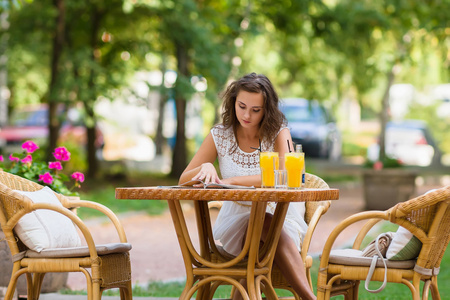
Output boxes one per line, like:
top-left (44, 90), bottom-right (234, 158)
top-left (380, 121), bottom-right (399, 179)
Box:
top-left (220, 73), bottom-right (286, 151)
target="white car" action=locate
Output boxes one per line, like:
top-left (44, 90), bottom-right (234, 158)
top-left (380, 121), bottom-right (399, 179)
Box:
top-left (367, 120), bottom-right (440, 166)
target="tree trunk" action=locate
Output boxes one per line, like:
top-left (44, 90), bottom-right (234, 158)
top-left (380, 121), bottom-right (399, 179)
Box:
top-left (85, 6), bottom-right (102, 179)
top-left (379, 67), bottom-right (395, 162)
top-left (155, 57), bottom-right (167, 155)
top-left (0, 12), bottom-right (9, 128)
top-left (47, 0), bottom-right (65, 159)
top-left (170, 45), bottom-right (189, 178)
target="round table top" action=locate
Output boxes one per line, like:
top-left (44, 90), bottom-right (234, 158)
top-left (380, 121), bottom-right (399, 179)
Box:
top-left (115, 186), bottom-right (339, 202)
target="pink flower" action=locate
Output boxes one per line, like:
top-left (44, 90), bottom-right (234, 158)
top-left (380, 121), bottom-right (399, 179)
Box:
top-left (21, 154), bottom-right (33, 164)
top-left (9, 154), bottom-right (20, 162)
top-left (22, 140), bottom-right (39, 153)
top-left (373, 161), bottom-right (383, 170)
top-left (53, 147), bottom-right (71, 161)
top-left (48, 161), bottom-right (63, 170)
top-left (71, 172), bottom-right (85, 183)
top-left (39, 172), bottom-right (54, 185)
top-left (0, 155), bottom-right (3, 162)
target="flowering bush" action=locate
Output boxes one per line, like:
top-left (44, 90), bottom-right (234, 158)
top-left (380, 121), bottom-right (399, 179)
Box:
top-left (364, 155), bottom-right (403, 170)
top-left (0, 141), bottom-right (84, 196)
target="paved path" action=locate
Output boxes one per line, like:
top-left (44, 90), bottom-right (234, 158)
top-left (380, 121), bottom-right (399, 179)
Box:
top-left (42, 180), bottom-right (443, 299)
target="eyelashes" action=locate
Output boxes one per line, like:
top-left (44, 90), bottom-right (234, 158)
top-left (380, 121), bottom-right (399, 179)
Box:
top-left (239, 105), bottom-right (261, 113)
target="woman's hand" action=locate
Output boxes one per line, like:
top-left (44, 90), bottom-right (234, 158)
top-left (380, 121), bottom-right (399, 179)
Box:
top-left (191, 163), bottom-right (221, 187)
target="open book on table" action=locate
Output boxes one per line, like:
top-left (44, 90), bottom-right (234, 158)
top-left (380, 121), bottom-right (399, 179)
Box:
top-left (159, 179), bottom-right (256, 189)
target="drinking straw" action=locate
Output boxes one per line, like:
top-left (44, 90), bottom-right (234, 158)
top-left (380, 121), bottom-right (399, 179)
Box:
top-left (287, 140), bottom-right (292, 152)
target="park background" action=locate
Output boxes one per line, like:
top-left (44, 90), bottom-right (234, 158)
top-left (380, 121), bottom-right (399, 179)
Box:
top-left (0, 0), bottom-right (450, 298)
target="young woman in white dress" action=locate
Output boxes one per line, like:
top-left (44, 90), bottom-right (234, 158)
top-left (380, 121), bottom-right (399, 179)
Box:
top-left (179, 73), bottom-right (316, 300)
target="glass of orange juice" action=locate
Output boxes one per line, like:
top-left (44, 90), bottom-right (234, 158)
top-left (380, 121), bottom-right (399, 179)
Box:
top-left (285, 152), bottom-right (305, 189)
top-left (259, 152), bottom-right (279, 188)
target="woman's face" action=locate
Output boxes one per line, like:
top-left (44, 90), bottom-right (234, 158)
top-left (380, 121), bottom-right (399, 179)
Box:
top-left (235, 90), bottom-right (264, 130)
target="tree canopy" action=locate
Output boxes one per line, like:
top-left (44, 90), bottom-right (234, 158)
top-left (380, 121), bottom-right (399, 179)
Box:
top-left (2, 0), bottom-right (449, 176)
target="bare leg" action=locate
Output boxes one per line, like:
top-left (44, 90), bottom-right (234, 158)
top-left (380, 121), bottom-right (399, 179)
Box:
top-left (232, 279), bottom-right (247, 300)
top-left (261, 214), bottom-right (317, 300)
top-left (232, 214), bottom-right (316, 300)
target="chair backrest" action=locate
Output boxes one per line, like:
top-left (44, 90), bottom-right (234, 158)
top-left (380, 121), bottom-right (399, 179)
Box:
top-left (304, 173), bottom-right (331, 224)
top-left (390, 185), bottom-right (450, 272)
top-left (0, 172), bottom-right (42, 254)
top-left (0, 171), bottom-right (70, 254)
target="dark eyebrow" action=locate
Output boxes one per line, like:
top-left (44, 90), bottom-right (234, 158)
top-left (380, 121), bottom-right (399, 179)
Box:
top-left (237, 101), bottom-right (262, 109)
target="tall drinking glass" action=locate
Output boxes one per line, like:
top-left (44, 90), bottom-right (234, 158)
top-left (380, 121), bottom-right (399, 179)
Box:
top-left (285, 152), bottom-right (305, 189)
top-left (259, 152), bottom-right (279, 188)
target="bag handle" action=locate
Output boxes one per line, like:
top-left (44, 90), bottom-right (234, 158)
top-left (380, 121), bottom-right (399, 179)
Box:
top-left (364, 233), bottom-right (388, 293)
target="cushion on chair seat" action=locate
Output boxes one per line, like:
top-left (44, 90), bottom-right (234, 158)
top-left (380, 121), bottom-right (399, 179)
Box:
top-left (328, 249), bottom-right (416, 269)
top-left (14, 243), bottom-right (132, 261)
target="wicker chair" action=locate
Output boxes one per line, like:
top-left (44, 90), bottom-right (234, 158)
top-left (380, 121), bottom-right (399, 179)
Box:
top-left (209, 173), bottom-right (331, 299)
top-left (0, 171), bottom-right (132, 300)
top-left (317, 185), bottom-right (450, 300)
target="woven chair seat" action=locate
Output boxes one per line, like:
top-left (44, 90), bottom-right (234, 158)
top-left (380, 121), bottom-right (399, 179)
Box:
top-left (14, 242), bottom-right (132, 260)
top-left (328, 249), bottom-right (416, 269)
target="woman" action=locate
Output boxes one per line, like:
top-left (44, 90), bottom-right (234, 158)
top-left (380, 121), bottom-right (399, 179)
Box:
top-left (179, 73), bottom-right (316, 300)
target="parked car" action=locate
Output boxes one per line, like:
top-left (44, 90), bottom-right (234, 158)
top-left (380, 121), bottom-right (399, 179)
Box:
top-left (0, 104), bottom-right (103, 154)
top-left (366, 120), bottom-right (441, 166)
top-left (279, 98), bottom-right (342, 160)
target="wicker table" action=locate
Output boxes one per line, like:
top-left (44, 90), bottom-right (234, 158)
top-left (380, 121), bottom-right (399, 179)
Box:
top-left (115, 186), bottom-right (339, 300)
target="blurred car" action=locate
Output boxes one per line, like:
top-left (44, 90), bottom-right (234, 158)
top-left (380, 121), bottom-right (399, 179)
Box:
top-left (0, 104), bottom-right (103, 154)
top-left (366, 120), bottom-right (441, 166)
top-left (279, 98), bottom-right (342, 160)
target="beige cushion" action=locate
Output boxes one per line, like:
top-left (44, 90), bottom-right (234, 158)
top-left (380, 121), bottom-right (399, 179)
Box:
top-left (14, 187), bottom-right (82, 252)
top-left (22, 243), bottom-right (132, 259)
top-left (328, 249), bottom-right (416, 269)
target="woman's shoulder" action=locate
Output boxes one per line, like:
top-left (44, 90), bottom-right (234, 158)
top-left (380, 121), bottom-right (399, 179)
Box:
top-left (211, 124), bottom-right (233, 136)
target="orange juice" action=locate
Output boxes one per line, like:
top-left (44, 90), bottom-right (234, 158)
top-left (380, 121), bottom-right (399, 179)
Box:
top-left (259, 152), bottom-right (279, 188)
top-left (285, 152), bottom-right (304, 189)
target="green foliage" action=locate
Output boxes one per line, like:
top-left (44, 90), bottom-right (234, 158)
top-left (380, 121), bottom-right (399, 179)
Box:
top-left (4, 0), bottom-right (450, 178)
top-left (406, 101), bottom-right (450, 155)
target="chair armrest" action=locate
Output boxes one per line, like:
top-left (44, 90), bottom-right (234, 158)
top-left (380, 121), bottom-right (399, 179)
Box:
top-left (67, 199), bottom-right (128, 243)
top-left (301, 201), bottom-right (330, 260)
top-left (352, 218), bottom-right (383, 249)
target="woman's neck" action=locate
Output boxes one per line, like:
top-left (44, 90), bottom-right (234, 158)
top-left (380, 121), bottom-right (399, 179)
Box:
top-left (237, 125), bottom-right (259, 139)
top-left (236, 125), bottom-right (260, 152)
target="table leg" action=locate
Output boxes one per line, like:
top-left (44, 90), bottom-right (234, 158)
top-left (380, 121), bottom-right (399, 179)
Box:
top-left (166, 200), bottom-right (196, 300)
top-left (248, 202), bottom-right (289, 300)
top-left (168, 199), bottom-right (289, 300)
top-left (194, 201), bottom-right (213, 299)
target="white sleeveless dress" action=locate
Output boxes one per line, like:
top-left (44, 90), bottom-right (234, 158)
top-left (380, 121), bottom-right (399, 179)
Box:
top-left (211, 125), bottom-right (308, 256)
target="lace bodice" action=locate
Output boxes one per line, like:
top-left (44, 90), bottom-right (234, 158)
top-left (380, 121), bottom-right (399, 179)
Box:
top-left (211, 125), bottom-right (275, 179)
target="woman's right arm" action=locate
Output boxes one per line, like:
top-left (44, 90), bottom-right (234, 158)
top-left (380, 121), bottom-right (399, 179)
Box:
top-left (178, 133), bottom-right (219, 185)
